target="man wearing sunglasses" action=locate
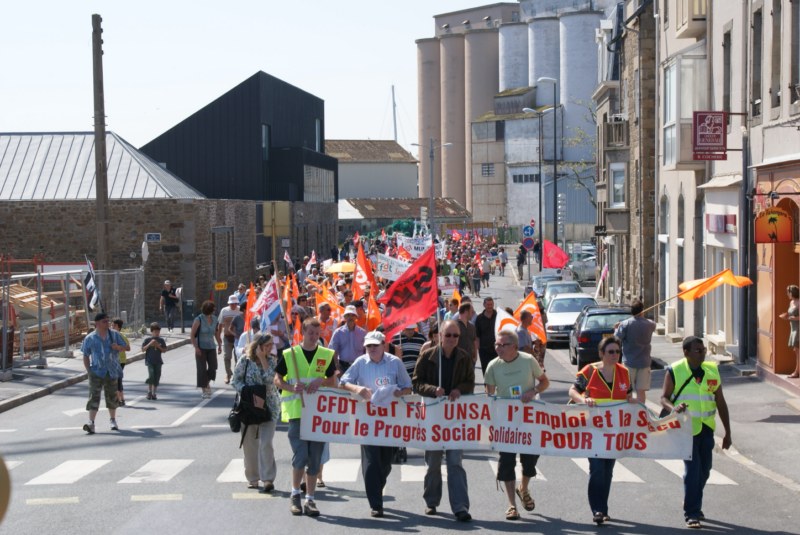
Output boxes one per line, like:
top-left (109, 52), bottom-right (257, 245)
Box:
top-left (484, 329), bottom-right (550, 521)
top-left (412, 320), bottom-right (475, 522)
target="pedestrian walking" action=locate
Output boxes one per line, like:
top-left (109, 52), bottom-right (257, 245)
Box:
top-left (142, 322), bottom-right (167, 400)
top-left (779, 285), bottom-right (800, 378)
top-left (191, 300), bottom-right (221, 399)
top-left (568, 336), bottom-right (633, 525)
top-left (220, 295), bottom-right (244, 384)
top-left (110, 318), bottom-right (130, 406)
top-left (81, 313), bottom-right (128, 434)
top-left (516, 247), bottom-right (526, 280)
top-left (474, 297), bottom-right (498, 375)
top-left (660, 336), bottom-right (732, 529)
top-left (329, 305), bottom-right (366, 374)
top-left (340, 331), bottom-right (412, 517)
top-left (159, 280), bottom-right (180, 333)
top-left (614, 299), bottom-right (657, 402)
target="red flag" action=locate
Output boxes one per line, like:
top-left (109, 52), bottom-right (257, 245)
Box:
top-left (542, 240), bottom-right (569, 269)
top-left (283, 250), bottom-right (292, 265)
top-left (243, 282), bottom-right (256, 329)
top-left (354, 243), bottom-right (377, 293)
top-left (377, 246), bottom-right (439, 340)
top-left (397, 245), bottom-right (412, 261)
top-left (353, 231), bottom-right (360, 247)
top-left (381, 228), bottom-right (387, 242)
top-left (452, 229), bottom-right (462, 241)
top-left (475, 233), bottom-right (482, 245)
top-left (492, 235), bottom-right (497, 245)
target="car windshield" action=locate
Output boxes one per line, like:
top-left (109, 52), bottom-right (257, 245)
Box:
top-left (546, 283), bottom-right (580, 296)
top-left (583, 313), bottom-right (631, 330)
top-left (550, 297), bottom-right (596, 313)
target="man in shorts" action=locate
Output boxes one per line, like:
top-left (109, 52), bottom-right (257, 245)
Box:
top-left (81, 313), bottom-right (129, 434)
top-left (614, 299), bottom-right (656, 402)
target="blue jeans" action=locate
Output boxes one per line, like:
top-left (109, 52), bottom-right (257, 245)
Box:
top-left (683, 425), bottom-right (714, 519)
top-left (424, 449), bottom-right (469, 514)
top-left (588, 457), bottom-right (615, 515)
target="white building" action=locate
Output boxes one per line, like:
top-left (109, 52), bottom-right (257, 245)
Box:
top-left (326, 140), bottom-right (418, 199)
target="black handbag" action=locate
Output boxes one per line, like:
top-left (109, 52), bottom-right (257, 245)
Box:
top-left (228, 395), bottom-right (242, 432)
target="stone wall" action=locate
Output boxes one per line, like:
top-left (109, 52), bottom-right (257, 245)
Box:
top-left (0, 198), bottom-right (256, 324)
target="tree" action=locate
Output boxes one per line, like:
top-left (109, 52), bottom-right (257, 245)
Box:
top-left (560, 98), bottom-right (598, 209)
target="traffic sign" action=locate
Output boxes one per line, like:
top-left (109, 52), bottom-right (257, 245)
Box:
top-left (214, 281), bottom-right (228, 291)
top-left (522, 225), bottom-right (535, 238)
top-left (522, 237), bottom-right (535, 250)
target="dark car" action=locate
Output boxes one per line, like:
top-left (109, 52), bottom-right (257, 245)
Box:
top-left (568, 305), bottom-right (632, 367)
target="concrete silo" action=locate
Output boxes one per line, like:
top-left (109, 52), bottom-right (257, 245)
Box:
top-left (416, 38), bottom-right (442, 198)
top-left (439, 33), bottom-right (466, 206)
top-left (465, 28), bottom-right (499, 212)
top-left (498, 22), bottom-right (528, 92)
top-left (559, 10), bottom-right (601, 162)
top-left (528, 17), bottom-right (560, 107)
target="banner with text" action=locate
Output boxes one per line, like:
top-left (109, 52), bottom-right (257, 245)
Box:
top-left (375, 253), bottom-right (412, 281)
top-left (396, 236), bottom-right (446, 259)
top-left (301, 391), bottom-right (693, 459)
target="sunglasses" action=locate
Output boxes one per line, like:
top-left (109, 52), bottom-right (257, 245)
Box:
top-left (605, 349), bottom-right (621, 354)
top-left (442, 333), bottom-right (460, 338)
top-left (495, 342), bottom-right (513, 348)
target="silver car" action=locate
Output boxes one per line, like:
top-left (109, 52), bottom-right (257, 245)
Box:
top-left (569, 255), bottom-right (597, 282)
top-left (545, 293), bottom-right (598, 344)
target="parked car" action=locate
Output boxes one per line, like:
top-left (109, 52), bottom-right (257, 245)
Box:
top-left (541, 280), bottom-right (583, 311)
top-left (569, 255), bottom-right (597, 283)
top-left (530, 274), bottom-right (562, 298)
top-left (568, 305), bottom-right (633, 367)
top-left (545, 293), bottom-right (598, 345)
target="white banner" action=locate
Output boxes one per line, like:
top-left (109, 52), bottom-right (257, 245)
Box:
top-left (396, 236), bottom-right (446, 259)
top-left (301, 391), bottom-right (693, 459)
top-left (374, 253), bottom-right (411, 281)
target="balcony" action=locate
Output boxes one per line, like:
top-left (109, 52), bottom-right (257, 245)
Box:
top-left (604, 116), bottom-right (629, 149)
top-left (676, 0), bottom-right (707, 39)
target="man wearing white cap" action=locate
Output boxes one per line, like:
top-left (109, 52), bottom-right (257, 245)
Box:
top-left (328, 305), bottom-right (366, 373)
top-left (219, 295), bottom-right (244, 384)
top-left (340, 330), bottom-right (412, 517)
top-left (159, 280), bottom-right (180, 333)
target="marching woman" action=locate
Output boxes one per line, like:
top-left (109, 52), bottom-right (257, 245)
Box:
top-left (232, 334), bottom-right (280, 493)
top-left (568, 336), bottom-right (634, 525)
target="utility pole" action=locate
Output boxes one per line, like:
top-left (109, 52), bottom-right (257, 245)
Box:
top-left (92, 14), bottom-right (110, 270)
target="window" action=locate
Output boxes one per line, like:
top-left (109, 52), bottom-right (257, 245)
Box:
top-left (303, 165), bottom-right (335, 202)
top-left (481, 163), bottom-right (495, 177)
top-left (610, 163), bottom-right (625, 207)
top-left (753, 9), bottom-right (763, 116)
top-left (772, 0), bottom-right (782, 108)
top-left (315, 119), bottom-right (322, 152)
top-left (723, 30), bottom-right (731, 115)
top-left (261, 124), bottom-right (270, 161)
top-left (512, 173), bottom-right (539, 184)
top-left (663, 0), bottom-right (669, 28)
top-left (663, 62), bottom-right (677, 165)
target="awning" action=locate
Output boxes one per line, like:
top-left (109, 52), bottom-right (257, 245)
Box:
top-left (697, 174), bottom-right (741, 189)
top-left (750, 154), bottom-right (800, 169)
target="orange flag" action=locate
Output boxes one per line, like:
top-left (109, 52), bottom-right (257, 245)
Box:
top-left (351, 277), bottom-right (364, 301)
top-left (291, 274), bottom-right (300, 301)
top-left (366, 293), bottom-right (382, 331)
top-left (292, 313), bottom-right (302, 346)
top-left (677, 269), bottom-right (752, 301)
top-left (355, 243), bottom-right (377, 292)
top-left (452, 286), bottom-right (462, 304)
top-left (243, 282), bottom-right (256, 329)
top-left (514, 291), bottom-right (548, 344)
top-left (283, 274), bottom-right (293, 305)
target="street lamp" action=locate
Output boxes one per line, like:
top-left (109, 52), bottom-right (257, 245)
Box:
top-left (412, 138), bottom-right (452, 240)
top-left (537, 77), bottom-right (559, 246)
top-left (523, 107), bottom-right (554, 272)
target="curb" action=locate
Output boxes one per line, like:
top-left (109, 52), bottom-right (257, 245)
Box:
top-left (0, 339), bottom-right (191, 414)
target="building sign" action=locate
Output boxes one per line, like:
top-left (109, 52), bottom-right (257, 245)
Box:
top-left (214, 281), bottom-right (228, 291)
top-left (705, 214), bottom-right (737, 234)
top-left (594, 225), bottom-right (607, 236)
top-left (754, 207), bottom-right (794, 243)
top-left (145, 233), bottom-right (161, 243)
top-left (692, 111), bottom-right (727, 161)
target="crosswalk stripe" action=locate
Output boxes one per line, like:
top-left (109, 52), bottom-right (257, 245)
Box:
top-left (25, 460), bottom-right (111, 485)
top-left (119, 459), bottom-right (193, 484)
top-left (0, 429), bottom-right (16, 433)
top-left (488, 460), bottom-right (547, 482)
top-left (26, 497), bottom-right (80, 505)
top-left (571, 458), bottom-right (644, 483)
top-left (232, 492), bottom-right (272, 500)
top-left (217, 459), bottom-right (246, 483)
top-left (320, 458), bottom-right (361, 482)
top-left (131, 494), bottom-right (183, 502)
top-left (655, 460), bottom-right (738, 485)
top-left (5, 461), bottom-right (23, 470)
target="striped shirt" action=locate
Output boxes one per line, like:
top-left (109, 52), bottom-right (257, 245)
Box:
top-left (392, 332), bottom-right (427, 374)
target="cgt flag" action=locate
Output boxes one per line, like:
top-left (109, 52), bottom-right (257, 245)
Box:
top-left (377, 246), bottom-right (438, 340)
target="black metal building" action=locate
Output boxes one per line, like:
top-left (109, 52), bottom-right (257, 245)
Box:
top-left (140, 71), bottom-right (338, 202)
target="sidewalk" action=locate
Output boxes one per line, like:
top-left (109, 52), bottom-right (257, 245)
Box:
top-left (0, 330), bottom-right (192, 413)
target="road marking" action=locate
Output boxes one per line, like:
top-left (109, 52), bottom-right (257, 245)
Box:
top-left (571, 458), bottom-right (644, 483)
top-left (119, 459), bottom-right (193, 483)
top-left (5, 461), bottom-right (22, 470)
top-left (0, 429), bottom-right (16, 433)
top-left (400, 458), bottom-right (447, 482)
top-left (63, 407), bottom-right (107, 417)
top-left (488, 460), bottom-right (548, 481)
top-left (124, 394), bottom-right (148, 408)
top-left (45, 427), bottom-right (84, 431)
top-left (169, 389), bottom-right (226, 427)
top-left (26, 460), bottom-right (111, 485)
top-left (655, 460), bottom-right (738, 485)
top-left (320, 459), bottom-right (360, 482)
top-left (232, 492), bottom-right (272, 500)
top-left (26, 497), bottom-right (80, 505)
top-left (131, 494), bottom-right (183, 502)
top-left (130, 425), bottom-right (171, 429)
top-left (201, 424), bottom-right (229, 428)
top-left (217, 460), bottom-right (246, 483)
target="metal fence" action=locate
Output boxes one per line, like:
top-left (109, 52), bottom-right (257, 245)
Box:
top-left (0, 267), bottom-right (144, 374)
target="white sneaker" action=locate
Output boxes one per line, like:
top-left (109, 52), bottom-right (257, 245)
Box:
top-left (110, 419), bottom-right (119, 431)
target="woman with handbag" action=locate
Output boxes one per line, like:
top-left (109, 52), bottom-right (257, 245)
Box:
top-left (191, 300), bottom-right (222, 399)
top-left (232, 334), bottom-right (280, 493)
top-left (568, 336), bottom-right (634, 525)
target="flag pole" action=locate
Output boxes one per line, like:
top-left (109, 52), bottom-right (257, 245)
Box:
top-left (272, 261), bottom-right (292, 333)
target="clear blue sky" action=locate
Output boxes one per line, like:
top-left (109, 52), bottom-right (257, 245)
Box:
top-left (0, 0), bottom-right (481, 154)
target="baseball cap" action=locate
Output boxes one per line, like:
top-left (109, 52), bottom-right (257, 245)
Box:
top-left (343, 305), bottom-right (358, 317)
top-left (404, 324), bottom-right (417, 330)
top-left (364, 331), bottom-right (385, 346)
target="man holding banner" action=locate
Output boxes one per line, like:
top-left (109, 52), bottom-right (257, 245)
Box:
top-left (484, 329), bottom-right (550, 521)
top-left (339, 331), bottom-right (412, 518)
top-left (412, 320), bottom-right (475, 523)
top-left (274, 318), bottom-right (337, 517)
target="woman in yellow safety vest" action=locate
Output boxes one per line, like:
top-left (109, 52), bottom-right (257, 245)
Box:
top-left (568, 336), bottom-right (633, 525)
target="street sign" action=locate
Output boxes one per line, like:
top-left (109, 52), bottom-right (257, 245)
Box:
top-left (214, 281), bottom-right (228, 291)
top-left (522, 225), bottom-right (535, 238)
top-left (145, 233), bottom-right (161, 243)
top-left (522, 237), bottom-right (535, 250)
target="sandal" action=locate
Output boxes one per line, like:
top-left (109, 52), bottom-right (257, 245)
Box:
top-left (515, 488), bottom-right (535, 511)
top-left (505, 506), bottom-right (520, 520)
